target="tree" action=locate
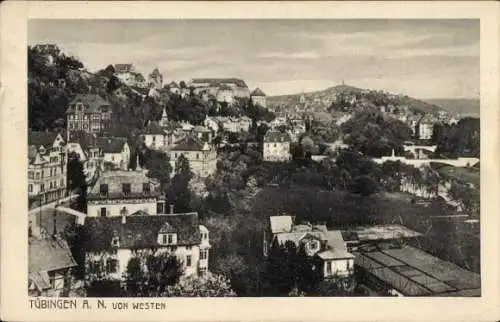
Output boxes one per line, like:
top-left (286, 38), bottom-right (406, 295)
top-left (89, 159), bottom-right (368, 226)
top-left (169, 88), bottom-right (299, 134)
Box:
top-left (341, 110), bottom-right (411, 157)
top-left (169, 154), bottom-right (194, 211)
top-left (61, 222), bottom-right (86, 279)
top-left (125, 252), bottom-right (182, 297)
top-left (179, 81), bottom-right (187, 89)
top-left (66, 152), bottom-right (87, 212)
top-left (164, 273), bottom-right (236, 297)
top-left (144, 149), bottom-right (172, 191)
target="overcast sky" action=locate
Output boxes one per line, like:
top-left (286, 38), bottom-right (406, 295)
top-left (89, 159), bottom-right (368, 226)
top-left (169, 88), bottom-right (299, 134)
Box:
top-left (29, 19), bottom-right (479, 99)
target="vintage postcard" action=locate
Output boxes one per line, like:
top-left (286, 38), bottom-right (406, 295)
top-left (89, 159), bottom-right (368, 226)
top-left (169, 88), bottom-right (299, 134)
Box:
top-left (1, 1), bottom-right (499, 321)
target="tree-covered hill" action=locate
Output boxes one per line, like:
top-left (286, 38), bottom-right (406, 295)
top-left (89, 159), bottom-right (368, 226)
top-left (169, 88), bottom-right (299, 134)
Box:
top-left (267, 84), bottom-right (447, 116)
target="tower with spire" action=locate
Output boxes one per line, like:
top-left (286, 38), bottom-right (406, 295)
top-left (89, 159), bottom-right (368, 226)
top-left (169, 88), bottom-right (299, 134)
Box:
top-left (159, 107), bottom-right (169, 128)
top-left (135, 153), bottom-right (142, 172)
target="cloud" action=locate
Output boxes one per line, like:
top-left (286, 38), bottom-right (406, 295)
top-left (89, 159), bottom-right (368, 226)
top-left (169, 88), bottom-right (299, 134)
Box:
top-left (30, 19), bottom-right (479, 99)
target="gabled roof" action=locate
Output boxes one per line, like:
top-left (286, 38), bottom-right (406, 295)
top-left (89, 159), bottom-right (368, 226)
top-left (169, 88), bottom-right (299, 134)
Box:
top-left (251, 88), bottom-right (266, 96)
top-left (29, 236), bottom-right (77, 274)
top-left (264, 131), bottom-right (291, 143)
top-left (66, 94), bottom-right (111, 114)
top-left (68, 131), bottom-right (98, 150)
top-left (143, 121), bottom-right (166, 135)
top-left (97, 137), bottom-right (128, 153)
top-left (170, 135), bottom-right (205, 151)
top-left (28, 131), bottom-right (61, 149)
top-left (83, 213), bottom-right (202, 251)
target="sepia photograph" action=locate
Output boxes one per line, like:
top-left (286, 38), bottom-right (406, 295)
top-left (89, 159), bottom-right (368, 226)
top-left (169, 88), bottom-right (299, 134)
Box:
top-left (26, 18), bottom-right (482, 299)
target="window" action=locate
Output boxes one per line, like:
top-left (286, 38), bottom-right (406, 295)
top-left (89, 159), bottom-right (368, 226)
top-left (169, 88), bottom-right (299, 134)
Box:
top-left (152, 136), bottom-right (156, 142)
top-left (200, 250), bottom-right (208, 260)
top-left (28, 184), bottom-right (33, 192)
top-left (111, 156), bottom-right (115, 161)
top-left (167, 234), bottom-right (173, 244)
top-left (41, 170), bottom-right (45, 178)
top-left (186, 255), bottom-right (192, 267)
top-left (143, 183), bottom-right (150, 193)
top-left (28, 171), bottom-right (34, 179)
top-left (100, 207), bottom-right (107, 217)
top-left (310, 241), bottom-right (317, 250)
top-left (196, 153), bottom-right (199, 160)
top-left (122, 183), bottom-right (131, 195)
top-left (49, 169), bottom-right (52, 177)
top-left (60, 179), bottom-right (64, 187)
top-left (106, 259), bottom-right (118, 273)
top-left (40, 184), bottom-right (44, 192)
top-left (326, 261), bottom-right (332, 274)
top-left (186, 245), bottom-right (192, 251)
top-left (35, 172), bottom-right (40, 179)
top-left (199, 267), bottom-right (208, 277)
top-left (273, 143), bottom-right (276, 148)
top-left (99, 184), bottom-right (108, 196)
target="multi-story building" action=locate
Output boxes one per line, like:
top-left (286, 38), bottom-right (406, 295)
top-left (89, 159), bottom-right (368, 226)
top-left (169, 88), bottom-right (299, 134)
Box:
top-left (168, 81), bottom-right (180, 94)
top-left (142, 121), bottom-right (169, 152)
top-left (263, 131), bottom-right (291, 162)
top-left (189, 78), bottom-right (250, 98)
top-left (86, 168), bottom-right (165, 218)
top-left (216, 84), bottom-right (234, 104)
top-left (170, 135), bottom-right (217, 178)
top-left (97, 137), bottom-right (130, 171)
top-left (82, 211), bottom-right (211, 283)
top-left (66, 131), bottom-right (102, 183)
top-left (215, 116), bottom-right (252, 133)
top-left (417, 114), bottom-right (436, 140)
top-left (28, 235), bottom-right (77, 297)
top-left (28, 132), bottom-right (67, 206)
top-left (66, 94), bottom-right (113, 140)
top-left (251, 88), bottom-right (267, 108)
top-left (264, 215), bottom-right (354, 280)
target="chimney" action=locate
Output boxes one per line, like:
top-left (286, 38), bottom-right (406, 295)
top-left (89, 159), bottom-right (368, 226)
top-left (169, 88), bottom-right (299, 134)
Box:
top-left (169, 204), bottom-right (174, 214)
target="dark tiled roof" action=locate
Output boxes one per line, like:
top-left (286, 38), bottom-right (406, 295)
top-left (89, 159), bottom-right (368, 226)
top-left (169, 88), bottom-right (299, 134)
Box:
top-left (170, 135), bottom-right (205, 151)
top-left (251, 88), bottom-right (266, 96)
top-left (83, 213), bottom-right (201, 251)
top-left (218, 84), bottom-right (233, 91)
top-left (191, 78), bottom-right (248, 88)
top-left (264, 131), bottom-right (291, 143)
top-left (143, 121), bottom-right (166, 135)
top-left (97, 137), bottom-right (128, 153)
top-left (29, 236), bottom-right (77, 274)
top-left (68, 131), bottom-right (98, 150)
top-left (66, 94), bottom-right (111, 114)
top-left (28, 131), bottom-right (60, 148)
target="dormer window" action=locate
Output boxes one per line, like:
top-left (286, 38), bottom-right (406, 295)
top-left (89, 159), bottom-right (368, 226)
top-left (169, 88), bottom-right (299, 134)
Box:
top-left (158, 232), bottom-right (176, 245)
top-left (76, 102), bottom-right (83, 112)
top-left (122, 183), bottom-right (131, 196)
top-left (99, 183), bottom-right (108, 196)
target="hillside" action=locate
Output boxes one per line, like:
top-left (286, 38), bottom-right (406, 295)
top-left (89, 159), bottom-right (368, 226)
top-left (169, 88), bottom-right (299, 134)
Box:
top-left (267, 84), bottom-right (447, 116)
top-left (425, 99), bottom-right (480, 117)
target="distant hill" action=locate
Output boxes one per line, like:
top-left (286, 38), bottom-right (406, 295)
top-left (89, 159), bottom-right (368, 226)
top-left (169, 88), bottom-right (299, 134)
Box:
top-left (424, 99), bottom-right (480, 117)
top-left (267, 84), bottom-right (447, 116)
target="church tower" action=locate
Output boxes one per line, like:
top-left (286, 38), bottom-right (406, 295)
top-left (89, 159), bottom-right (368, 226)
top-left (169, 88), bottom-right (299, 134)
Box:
top-left (160, 107), bottom-right (169, 127)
